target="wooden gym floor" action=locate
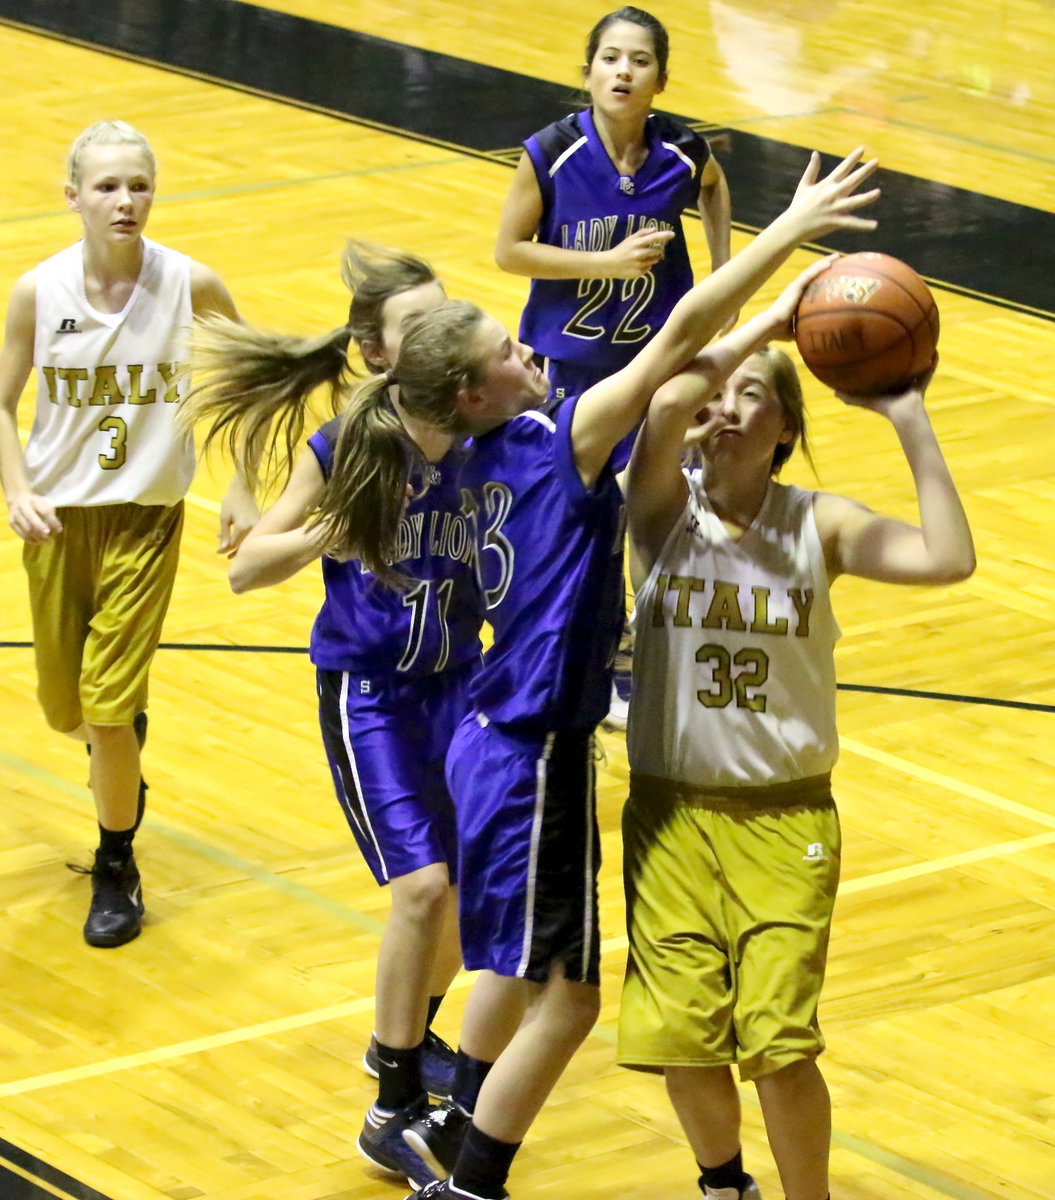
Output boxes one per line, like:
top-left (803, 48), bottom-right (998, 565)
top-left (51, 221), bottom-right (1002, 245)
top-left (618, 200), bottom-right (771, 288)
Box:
top-left (0, 2), bottom-right (1053, 1198)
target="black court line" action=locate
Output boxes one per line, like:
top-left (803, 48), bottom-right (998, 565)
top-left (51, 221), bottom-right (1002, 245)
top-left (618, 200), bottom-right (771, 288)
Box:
top-left (0, 1137), bottom-right (114, 1200)
top-left (2, 639), bottom-right (1053, 713)
top-left (1, 0), bottom-right (1052, 318)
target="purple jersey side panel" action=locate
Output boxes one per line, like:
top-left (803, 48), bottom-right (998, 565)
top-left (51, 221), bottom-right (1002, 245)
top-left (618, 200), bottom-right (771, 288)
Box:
top-left (307, 417), bottom-right (484, 675)
top-left (463, 399), bottom-right (625, 731)
top-left (519, 109), bottom-right (708, 377)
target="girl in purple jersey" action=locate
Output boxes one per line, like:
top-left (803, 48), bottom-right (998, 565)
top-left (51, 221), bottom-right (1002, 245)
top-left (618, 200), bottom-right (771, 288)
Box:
top-left (496, 7), bottom-right (735, 732)
top-left (186, 243), bottom-right (480, 1188)
top-left (292, 151), bottom-right (879, 1200)
top-left (496, 6), bottom-right (733, 414)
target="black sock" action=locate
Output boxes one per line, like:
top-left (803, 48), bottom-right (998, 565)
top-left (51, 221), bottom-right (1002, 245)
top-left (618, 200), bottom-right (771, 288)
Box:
top-left (97, 825), bottom-right (135, 863)
top-left (375, 1040), bottom-right (426, 1111)
top-left (451, 1049), bottom-right (492, 1115)
top-left (698, 1151), bottom-right (747, 1195)
top-left (452, 1122), bottom-right (520, 1199)
top-left (427, 994), bottom-right (445, 1029)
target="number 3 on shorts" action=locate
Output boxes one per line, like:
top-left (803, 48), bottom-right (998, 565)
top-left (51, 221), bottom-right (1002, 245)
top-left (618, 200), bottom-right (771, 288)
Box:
top-left (97, 415), bottom-right (127, 469)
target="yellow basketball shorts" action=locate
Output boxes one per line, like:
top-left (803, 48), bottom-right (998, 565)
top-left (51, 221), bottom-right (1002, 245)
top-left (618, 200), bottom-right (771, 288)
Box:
top-left (618, 772), bottom-right (840, 1081)
top-left (23, 502), bottom-right (184, 731)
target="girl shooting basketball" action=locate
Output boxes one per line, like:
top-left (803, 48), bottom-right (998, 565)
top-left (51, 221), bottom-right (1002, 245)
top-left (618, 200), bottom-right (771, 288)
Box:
top-left (617, 297), bottom-right (973, 1200)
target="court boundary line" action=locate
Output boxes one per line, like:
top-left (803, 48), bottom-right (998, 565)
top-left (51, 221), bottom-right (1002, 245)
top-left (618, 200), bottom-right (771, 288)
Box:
top-left (0, 1136), bottom-right (115, 1200)
top-left (3, 640), bottom-right (1053, 713)
top-left (0, 16), bottom-right (1051, 324)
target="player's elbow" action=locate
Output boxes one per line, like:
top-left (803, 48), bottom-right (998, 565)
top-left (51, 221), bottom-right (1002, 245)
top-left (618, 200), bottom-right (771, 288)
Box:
top-left (929, 547), bottom-right (976, 584)
top-left (494, 240), bottom-right (517, 274)
top-left (227, 556), bottom-right (257, 593)
top-left (947, 549), bottom-right (977, 583)
top-left (651, 373), bottom-right (704, 417)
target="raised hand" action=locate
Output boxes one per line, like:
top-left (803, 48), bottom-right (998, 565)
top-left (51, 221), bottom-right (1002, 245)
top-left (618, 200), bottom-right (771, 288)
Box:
top-left (768, 254), bottom-right (841, 340)
top-left (785, 147), bottom-right (881, 242)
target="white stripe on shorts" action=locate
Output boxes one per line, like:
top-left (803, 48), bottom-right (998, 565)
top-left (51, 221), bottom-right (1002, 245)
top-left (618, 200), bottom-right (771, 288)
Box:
top-left (581, 734), bottom-right (597, 978)
top-left (337, 671), bottom-right (389, 881)
top-left (516, 732), bottom-right (555, 977)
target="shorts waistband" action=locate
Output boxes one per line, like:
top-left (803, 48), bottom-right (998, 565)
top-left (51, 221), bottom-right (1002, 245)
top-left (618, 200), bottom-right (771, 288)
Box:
top-left (629, 771), bottom-right (833, 812)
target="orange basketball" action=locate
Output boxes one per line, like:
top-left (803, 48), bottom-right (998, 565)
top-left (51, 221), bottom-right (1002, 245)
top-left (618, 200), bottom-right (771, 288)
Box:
top-left (793, 252), bottom-right (939, 395)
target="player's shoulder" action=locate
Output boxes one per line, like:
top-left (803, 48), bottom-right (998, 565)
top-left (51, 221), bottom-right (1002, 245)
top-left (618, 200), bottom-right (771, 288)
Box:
top-left (306, 415), bottom-right (342, 478)
top-left (314, 415), bottom-right (343, 449)
top-left (468, 409), bottom-right (554, 473)
top-left (527, 111), bottom-right (588, 163)
top-left (2, 268), bottom-right (39, 340)
top-left (649, 114), bottom-right (711, 164)
top-left (34, 241), bottom-right (81, 279)
top-left (773, 479), bottom-right (819, 512)
top-left (188, 254), bottom-right (237, 319)
top-left (7, 266), bottom-right (40, 305)
top-left (511, 407), bottom-right (558, 440)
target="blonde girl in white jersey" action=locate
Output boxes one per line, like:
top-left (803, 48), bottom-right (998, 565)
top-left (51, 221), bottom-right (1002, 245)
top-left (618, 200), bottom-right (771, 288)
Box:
top-left (617, 266), bottom-right (975, 1200)
top-left (0, 120), bottom-right (255, 948)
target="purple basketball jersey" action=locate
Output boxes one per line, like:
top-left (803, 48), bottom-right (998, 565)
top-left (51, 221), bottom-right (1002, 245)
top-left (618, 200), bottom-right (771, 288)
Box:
top-left (519, 109), bottom-right (709, 377)
top-left (308, 417), bottom-right (484, 676)
top-left (462, 398), bottom-right (625, 731)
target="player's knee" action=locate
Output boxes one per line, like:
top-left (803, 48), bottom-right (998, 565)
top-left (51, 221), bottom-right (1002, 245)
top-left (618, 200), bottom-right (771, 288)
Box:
top-left (391, 863), bottom-right (452, 924)
top-left (539, 974), bottom-right (600, 1044)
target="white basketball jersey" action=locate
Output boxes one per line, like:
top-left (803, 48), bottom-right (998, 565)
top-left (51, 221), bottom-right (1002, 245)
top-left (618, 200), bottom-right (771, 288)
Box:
top-left (627, 472), bottom-right (841, 787)
top-left (24, 237), bottom-right (195, 507)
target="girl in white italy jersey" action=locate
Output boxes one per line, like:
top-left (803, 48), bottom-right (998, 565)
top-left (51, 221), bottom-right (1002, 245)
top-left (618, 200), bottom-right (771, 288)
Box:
top-left (617, 268), bottom-right (975, 1200)
top-left (0, 120), bottom-right (255, 949)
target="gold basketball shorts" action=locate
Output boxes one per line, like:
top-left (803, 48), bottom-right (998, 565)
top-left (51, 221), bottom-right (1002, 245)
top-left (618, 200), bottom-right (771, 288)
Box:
top-left (23, 502), bottom-right (183, 730)
top-left (618, 772), bottom-right (840, 1081)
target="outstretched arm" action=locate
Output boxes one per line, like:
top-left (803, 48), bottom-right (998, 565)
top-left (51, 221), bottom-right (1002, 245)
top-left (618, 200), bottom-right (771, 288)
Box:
top-left (572, 147), bottom-right (881, 487)
top-left (813, 364), bottom-right (975, 585)
top-left (227, 450), bottom-right (328, 593)
top-left (494, 150), bottom-right (675, 280)
top-left (626, 259), bottom-right (833, 581)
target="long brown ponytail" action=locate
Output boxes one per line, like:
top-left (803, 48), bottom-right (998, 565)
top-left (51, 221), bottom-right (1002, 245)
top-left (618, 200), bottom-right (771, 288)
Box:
top-left (309, 373), bottom-right (419, 585)
top-left (183, 314), bottom-right (353, 489)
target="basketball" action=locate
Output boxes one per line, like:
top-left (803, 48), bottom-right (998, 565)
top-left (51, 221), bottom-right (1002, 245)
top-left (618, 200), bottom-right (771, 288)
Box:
top-left (793, 252), bottom-right (939, 395)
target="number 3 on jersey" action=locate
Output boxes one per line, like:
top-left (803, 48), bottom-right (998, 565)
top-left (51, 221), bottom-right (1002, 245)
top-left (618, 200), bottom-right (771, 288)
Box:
top-left (97, 415), bottom-right (127, 469)
top-left (563, 274), bottom-right (655, 345)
